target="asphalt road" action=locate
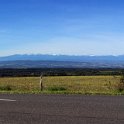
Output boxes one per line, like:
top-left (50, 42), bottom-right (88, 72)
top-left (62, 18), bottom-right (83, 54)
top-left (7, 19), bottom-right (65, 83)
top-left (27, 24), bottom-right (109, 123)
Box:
top-left (0, 94), bottom-right (124, 124)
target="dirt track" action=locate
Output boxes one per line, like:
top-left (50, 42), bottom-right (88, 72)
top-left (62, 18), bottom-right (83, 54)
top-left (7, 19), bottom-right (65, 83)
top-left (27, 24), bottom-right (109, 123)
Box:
top-left (0, 94), bottom-right (124, 124)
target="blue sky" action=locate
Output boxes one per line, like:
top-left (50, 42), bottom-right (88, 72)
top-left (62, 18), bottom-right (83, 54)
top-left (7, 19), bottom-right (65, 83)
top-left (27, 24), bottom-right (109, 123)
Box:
top-left (0, 0), bottom-right (124, 56)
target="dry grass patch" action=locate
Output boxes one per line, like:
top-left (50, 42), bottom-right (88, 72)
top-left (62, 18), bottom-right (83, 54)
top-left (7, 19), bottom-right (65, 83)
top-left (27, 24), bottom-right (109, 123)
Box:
top-left (0, 76), bottom-right (123, 94)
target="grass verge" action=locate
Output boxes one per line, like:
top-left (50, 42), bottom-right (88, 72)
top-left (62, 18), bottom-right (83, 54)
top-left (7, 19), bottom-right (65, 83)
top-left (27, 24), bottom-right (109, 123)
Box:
top-left (0, 76), bottom-right (124, 95)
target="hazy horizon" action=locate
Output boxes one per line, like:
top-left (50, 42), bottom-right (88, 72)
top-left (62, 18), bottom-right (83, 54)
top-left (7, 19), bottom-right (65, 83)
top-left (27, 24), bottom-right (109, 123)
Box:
top-left (1, 0), bottom-right (124, 56)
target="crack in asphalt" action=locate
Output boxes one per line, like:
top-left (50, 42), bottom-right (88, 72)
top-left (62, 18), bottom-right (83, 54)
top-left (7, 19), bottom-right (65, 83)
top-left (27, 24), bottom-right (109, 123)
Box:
top-left (35, 113), bottom-right (124, 121)
top-left (5, 112), bottom-right (124, 121)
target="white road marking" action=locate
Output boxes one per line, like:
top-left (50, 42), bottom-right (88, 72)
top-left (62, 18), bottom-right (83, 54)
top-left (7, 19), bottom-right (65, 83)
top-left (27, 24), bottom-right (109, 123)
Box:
top-left (0, 99), bottom-right (16, 102)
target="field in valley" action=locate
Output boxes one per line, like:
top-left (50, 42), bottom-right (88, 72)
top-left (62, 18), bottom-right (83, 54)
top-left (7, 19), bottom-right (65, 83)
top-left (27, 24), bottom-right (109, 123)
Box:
top-left (0, 76), bottom-right (123, 95)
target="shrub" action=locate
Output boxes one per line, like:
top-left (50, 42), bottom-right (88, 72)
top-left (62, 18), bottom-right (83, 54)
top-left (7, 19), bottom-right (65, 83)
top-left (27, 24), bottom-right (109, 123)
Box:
top-left (48, 86), bottom-right (67, 92)
top-left (0, 85), bottom-right (12, 91)
top-left (117, 75), bottom-right (124, 92)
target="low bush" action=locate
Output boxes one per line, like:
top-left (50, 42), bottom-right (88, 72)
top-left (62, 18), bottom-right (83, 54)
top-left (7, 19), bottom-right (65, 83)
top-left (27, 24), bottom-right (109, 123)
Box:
top-left (48, 86), bottom-right (67, 92)
top-left (117, 75), bottom-right (124, 92)
top-left (0, 85), bottom-right (12, 91)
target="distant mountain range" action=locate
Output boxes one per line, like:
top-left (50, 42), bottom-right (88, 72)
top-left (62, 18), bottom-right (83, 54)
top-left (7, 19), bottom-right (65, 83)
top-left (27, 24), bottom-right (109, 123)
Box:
top-left (0, 54), bottom-right (124, 68)
top-left (1, 54), bottom-right (124, 62)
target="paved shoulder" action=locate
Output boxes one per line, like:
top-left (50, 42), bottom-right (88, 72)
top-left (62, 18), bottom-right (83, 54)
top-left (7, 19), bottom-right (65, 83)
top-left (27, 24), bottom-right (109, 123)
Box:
top-left (0, 94), bottom-right (124, 124)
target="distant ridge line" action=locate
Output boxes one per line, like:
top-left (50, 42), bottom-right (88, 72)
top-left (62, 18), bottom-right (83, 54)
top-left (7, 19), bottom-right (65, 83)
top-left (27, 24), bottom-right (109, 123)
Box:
top-left (0, 54), bottom-right (124, 68)
top-left (1, 54), bottom-right (124, 62)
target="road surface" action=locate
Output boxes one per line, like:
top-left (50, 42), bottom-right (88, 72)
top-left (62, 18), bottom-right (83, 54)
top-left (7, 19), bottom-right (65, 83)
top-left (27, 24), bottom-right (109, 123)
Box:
top-left (0, 94), bottom-right (124, 124)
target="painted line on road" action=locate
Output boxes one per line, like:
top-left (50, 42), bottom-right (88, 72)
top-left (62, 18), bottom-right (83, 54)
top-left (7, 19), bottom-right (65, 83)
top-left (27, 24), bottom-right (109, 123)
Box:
top-left (0, 99), bottom-right (16, 102)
